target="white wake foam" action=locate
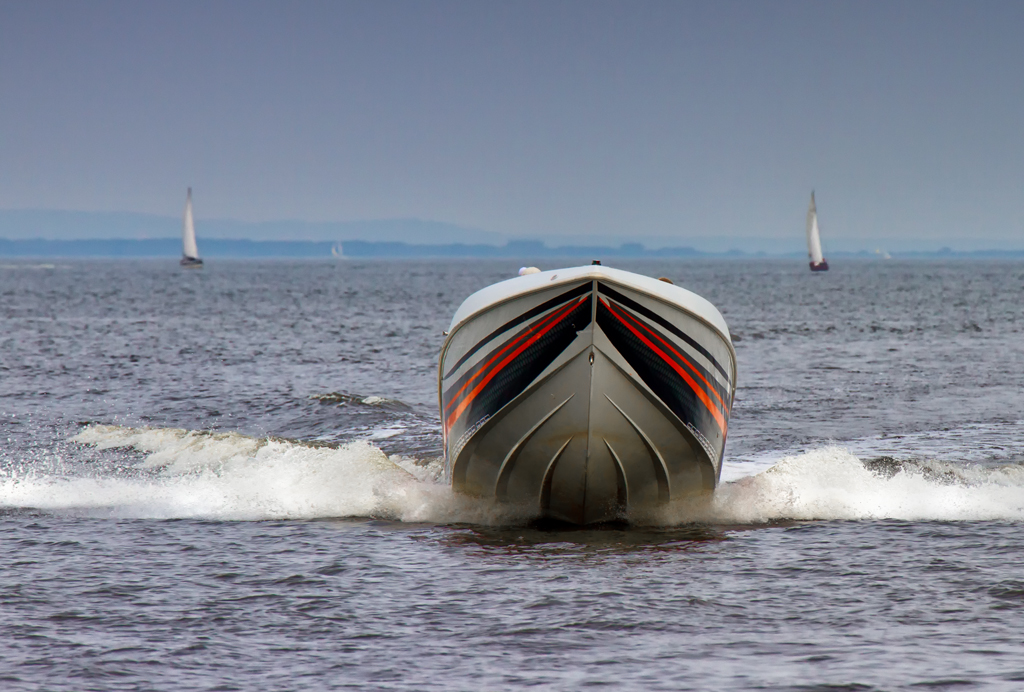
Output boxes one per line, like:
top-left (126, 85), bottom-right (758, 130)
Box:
top-left (0, 425), bottom-right (518, 523)
top-left (657, 446), bottom-right (1024, 525)
top-left (3, 426), bottom-right (1023, 525)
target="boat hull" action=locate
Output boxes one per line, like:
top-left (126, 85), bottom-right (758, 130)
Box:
top-left (809, 260), bottom-right (829, 271)
top-left (180, 255), bottom-right (204, 268)
top-left (439, 268), bottom-right (735, 524)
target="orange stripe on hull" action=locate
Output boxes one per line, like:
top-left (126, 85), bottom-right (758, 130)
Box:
top-left (444, 296), bottom-right (586, 433)
top-left (603, 298), bottom-right (727, 435)
top-left (443, 296), bottom-right (582, 419)
top-left (607, 299), bottom-right (729, 415)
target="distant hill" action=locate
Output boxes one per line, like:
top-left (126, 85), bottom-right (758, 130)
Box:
top-left (338, 240), bottom-right (705, 258)
top-left (3, 209), bottom-right (1023, 257)
top-left (0, 237), bottom-right (335, 258)
top-left (3, 237), bottom-right (1022, 259)
top-left (0, 238), bottom-right (703, 258)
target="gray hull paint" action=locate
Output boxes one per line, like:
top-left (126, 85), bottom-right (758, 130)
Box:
top-left (440, 274), bottom-right (734, 525)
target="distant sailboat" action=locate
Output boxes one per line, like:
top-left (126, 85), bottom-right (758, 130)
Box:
top-left (180, 188), bottom-right (203, 268)
top-left (806, 191), bottom-right (828, 272)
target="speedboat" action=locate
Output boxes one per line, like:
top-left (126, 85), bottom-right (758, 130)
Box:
top-left (438, 263), bottom-right (736, 524)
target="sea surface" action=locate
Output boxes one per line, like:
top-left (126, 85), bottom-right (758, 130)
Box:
top-left (2, 258), bottom-right (1024, 691)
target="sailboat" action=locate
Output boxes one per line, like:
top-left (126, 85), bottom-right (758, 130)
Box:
top-left (180, 187), bottom-right (203, 268)
top-left (806, 191), bottom-right (828, 272)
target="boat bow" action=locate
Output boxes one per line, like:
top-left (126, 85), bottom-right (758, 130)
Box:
top-left (439, 267), bottom-right (736, 524)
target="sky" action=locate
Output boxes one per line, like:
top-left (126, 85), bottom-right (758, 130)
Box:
top-left (2, 0), bottom-right (1023, 249)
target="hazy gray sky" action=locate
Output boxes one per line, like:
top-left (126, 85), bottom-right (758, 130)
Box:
top-left (2, 1), bottom-right (1023, 246)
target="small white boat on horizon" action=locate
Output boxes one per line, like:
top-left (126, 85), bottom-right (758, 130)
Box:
top-left (439, 263), bottom-right (736, 524)
top-left (180, 188), bottom-right (203, 268)
top-left (807, 191), bottom-right (829, 272)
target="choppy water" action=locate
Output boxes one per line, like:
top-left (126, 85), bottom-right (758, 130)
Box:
top-left (3, 258), bottom-right (1024, 690)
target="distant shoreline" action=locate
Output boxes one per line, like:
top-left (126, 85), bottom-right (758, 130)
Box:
top-left (2, 237), bottom-right (1023, 260)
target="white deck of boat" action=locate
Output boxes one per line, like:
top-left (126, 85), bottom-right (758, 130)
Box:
top-left (448, 265), bottom-right (732, 341)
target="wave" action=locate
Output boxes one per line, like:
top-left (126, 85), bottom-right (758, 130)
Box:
top-left (655, 446), bottom-right (1024, 525)
top-left (3, 426), bottom-right (1023, 525)
top-left (309, 392), bottom-right (412, 410)
top-left (0, 425), bottom-right (519, 524)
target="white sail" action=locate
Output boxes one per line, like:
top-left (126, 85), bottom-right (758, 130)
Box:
top-left (182, 188), bottom-right (200, 259)
top-left (806, 191), bottom-right (824, 265)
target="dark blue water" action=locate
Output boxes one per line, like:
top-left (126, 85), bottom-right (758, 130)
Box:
top-left (3, 258), bottom-right (1024, 690)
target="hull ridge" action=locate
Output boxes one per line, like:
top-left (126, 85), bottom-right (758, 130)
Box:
top-left (438, 266), bottom-right (736, 524)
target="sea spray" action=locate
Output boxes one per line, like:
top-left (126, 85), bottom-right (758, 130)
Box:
top-left (0, 425), bottom-right (522, 524)
top-left (653, 446), bottom-right (1024, 525)
top-left (5, 427), bottom-right (1024, 525)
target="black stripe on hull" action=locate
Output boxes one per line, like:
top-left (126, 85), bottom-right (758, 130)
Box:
top-left (443, 282), bottom-right (593, 379)
top-left (443, 295), bottom-right (592, 437)
top-left (602, 294), bottom-right (731, 411)
top-left (596, 298), bottom-right (729, 464)
top-left (598, 282), bottom-right (732, 385)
